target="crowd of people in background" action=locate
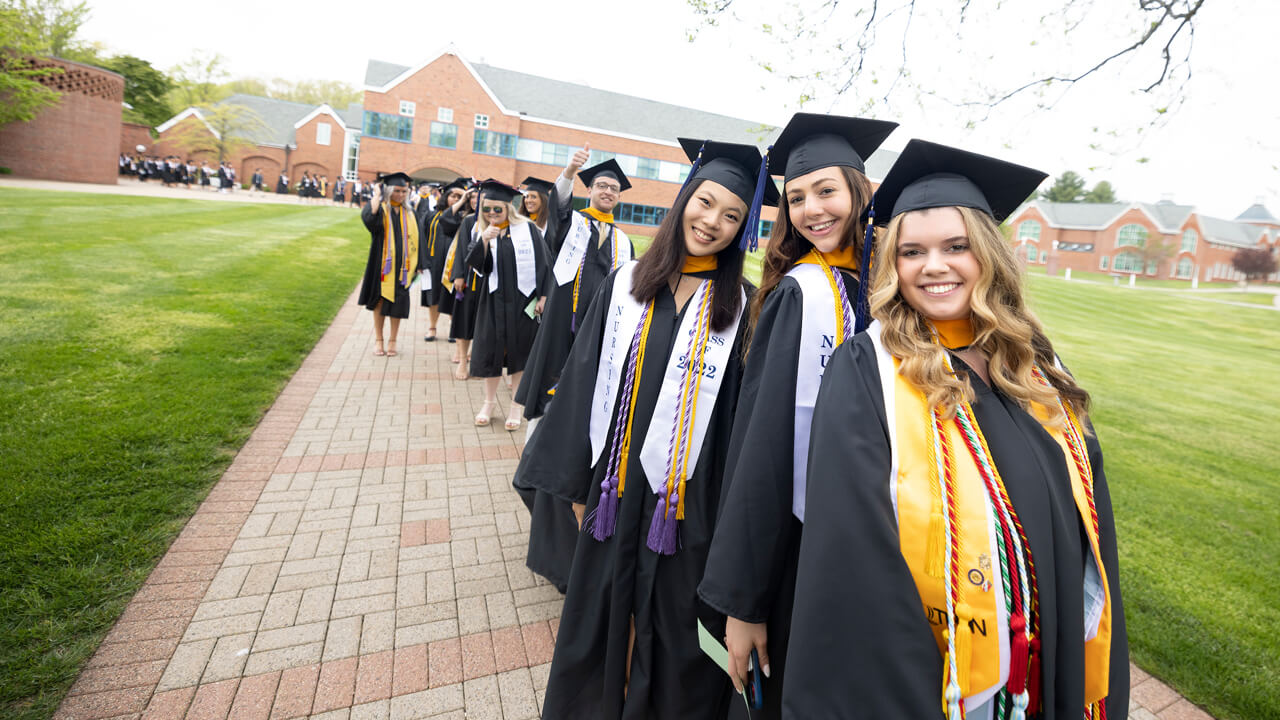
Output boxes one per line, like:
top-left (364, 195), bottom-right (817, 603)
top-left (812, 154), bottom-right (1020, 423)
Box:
top-left (118, 154), bottom-right (239, 192)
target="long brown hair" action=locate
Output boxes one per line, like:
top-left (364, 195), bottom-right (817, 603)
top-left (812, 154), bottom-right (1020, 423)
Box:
top-left (750, 166), bottom-right (873, 328)
top-left (630, 178), bottom-right (747, 332)
top-left (870, 206), bottom-right (1091, 424)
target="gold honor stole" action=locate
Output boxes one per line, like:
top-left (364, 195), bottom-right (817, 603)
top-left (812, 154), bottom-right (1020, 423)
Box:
top-left (552, 210), bottom-right (632, 287)
top-left (379, 203), bottom-right (419, 303)
top-left (867, 321), bottom-right (1112, 714)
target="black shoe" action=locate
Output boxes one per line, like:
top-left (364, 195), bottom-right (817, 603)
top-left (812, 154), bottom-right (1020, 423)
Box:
top-left (448, 338), bottom-right (456, 343)
top-left (424, 332), bottom-right (437, 342)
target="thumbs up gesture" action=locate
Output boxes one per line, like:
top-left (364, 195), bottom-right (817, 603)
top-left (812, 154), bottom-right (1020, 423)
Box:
top-left (567, 142), bottom-right (591, 176)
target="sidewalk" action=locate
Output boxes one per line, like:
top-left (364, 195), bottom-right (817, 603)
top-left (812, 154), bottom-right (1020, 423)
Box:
top-left (52, 288), bottom-right (1211, 720)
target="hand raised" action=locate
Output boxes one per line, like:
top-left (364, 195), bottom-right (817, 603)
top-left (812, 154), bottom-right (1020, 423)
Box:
top-left (568, 143), bottom-right (591, 173)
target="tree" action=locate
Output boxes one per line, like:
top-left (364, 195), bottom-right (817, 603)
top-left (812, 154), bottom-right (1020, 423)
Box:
top-left (1231, 247), bottom-right (1279, 286)
top-left (222, 76), bottom-right (361, 108)
top-left (0, 7), bottom-right (62, 127)
top-left (3, 0), bottom-right (90, 58)
top-left (1040, 171), bottom-right (1087, 203)
top-left (165, 102), bottom-right (266, 164)
top-left (1084, 181), bottom-right (1118, 203)
top-left (99, 54), bottom-right (173, 128)
top-left (686, 1), bottom-right (1207, 123)
top-left (167, 51), bottom-right (230, 108)
top-left (1136, 236), bottom-right (1177, 276)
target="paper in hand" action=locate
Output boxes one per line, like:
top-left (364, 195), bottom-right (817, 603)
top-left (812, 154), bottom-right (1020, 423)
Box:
top-left (697, 620), bottom-right (751, 715)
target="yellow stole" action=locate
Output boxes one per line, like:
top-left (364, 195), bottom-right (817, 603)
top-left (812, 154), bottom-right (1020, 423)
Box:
top-left (380, 201), bottom-right (419, 303)
top-left (682, 255), bottom-right (718, 273)
top-left (794, 245), bottom-right (859, 272)
top-left (582, 206), bottom-right (614, 225)
top-left (892, 356), bottom-right (1113, 709)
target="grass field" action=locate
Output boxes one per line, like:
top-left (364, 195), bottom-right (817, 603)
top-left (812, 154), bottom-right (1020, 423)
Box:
top-left (0, 192), bottom-right (1276, 719)
top-left (0, 190), bottom-right (366, 719)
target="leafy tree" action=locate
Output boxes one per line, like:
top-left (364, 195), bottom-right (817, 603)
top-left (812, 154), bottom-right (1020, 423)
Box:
top-left (223, 76), bottom-right (361, 108)
top-left (165, 102), bottom-right (266, 164)
top-left (1040, 171), bottom-right (1087, 203)
top-left (1231, 247), bottom-right (1279, 286)
top-left (99, 54), bottom-right (173, 128)
top-left (1084, 181), bottom-right (1118, 203)
top-left (0, 7), bottom-right (62, 127)
top-left (3, 0), bottom-right (90, 58)
top-left (167, 51), bottom-right (230, 108)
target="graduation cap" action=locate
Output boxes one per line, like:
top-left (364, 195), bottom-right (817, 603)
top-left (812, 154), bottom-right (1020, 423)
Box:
top-left (870, 139), bottom-right (1048, 224)
top-left (477, 179), bottom-right (520, 205)
top-left (677, 137), bottom-right (781, 251)
top-left (439, 177), bottom-right (468, 194)
top-left (768, 113), bottom-right (899, 182)
top-left (578, 159), bottom-right (631, 192)
top-left (521, 176), bottom-right (555, 196)
top-left (378, 171), bottom-right (412, 187)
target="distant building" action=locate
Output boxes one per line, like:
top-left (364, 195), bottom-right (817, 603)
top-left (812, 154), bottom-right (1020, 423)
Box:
top-left (1008, 200), bottom-right (1280, 283)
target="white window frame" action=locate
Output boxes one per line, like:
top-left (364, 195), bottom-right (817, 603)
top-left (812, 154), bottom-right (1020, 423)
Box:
top-left (315, 122), bottom-right (331, 146)
top-left (474, 113), bottom-right (489, 129)
top-left (437, 107), bottom-right (453, 123)
top-left (399, 100), bottom-right (416, 117)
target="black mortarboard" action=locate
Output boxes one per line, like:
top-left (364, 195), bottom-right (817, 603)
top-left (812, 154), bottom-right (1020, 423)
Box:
top-left (379, 171), bottom-right (412, 187)
top-left (768, 113), bottom-right (898, 182)
top-left (870, 139), bottom-right (1048, 224)
top-left (677, 137), bottom-right (781, 251)
top-left (477, 179), bottom-right (519, 205)
top-left (578, 159), bottom-right (631, 192)
top-left (521, 177), bottom-right (555, 196)
top-left (440, 177), bottom-right (468, 194)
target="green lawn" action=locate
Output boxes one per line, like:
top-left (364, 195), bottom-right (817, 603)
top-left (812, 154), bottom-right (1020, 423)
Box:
top-left (1026, 264), bottom-right (1262, 290)
top-left (0, 190), bottom-right (365, 719)
top-left (1024, 274), bottom-right (1279, 720)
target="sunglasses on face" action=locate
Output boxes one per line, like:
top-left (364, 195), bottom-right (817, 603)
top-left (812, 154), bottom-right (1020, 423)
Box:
top-left (481, 205), bottom-right (506, 214)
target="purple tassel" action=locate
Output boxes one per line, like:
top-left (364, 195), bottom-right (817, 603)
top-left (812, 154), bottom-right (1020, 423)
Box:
top-left (645, 490), bottom-right (680, 555)
top-left (591, 476), bottom-right (620, 541)
top-left (570, 311), bottom-right (577, 333)
top-left (455, 288), bottom-right (464, 301)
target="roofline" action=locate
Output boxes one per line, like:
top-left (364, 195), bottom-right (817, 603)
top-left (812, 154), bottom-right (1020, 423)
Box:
top-left (1023, 201), bottom-right (1187, 233)
top-left (364, 50), bottom-right (708, 150)
top-left (294, 103), bottom-right (347, 131)
top-left (155, 107), bottom-right (220, 140)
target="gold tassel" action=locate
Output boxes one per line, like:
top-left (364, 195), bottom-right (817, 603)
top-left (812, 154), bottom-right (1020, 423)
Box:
top-left (676, 478), bottom-right (688, 520)
top-left (955, 605), bottom-right (973, 696)
top-left (940, 637), bottom-right (953, 717)
top-left (925, 507), bottom-right (946, 578)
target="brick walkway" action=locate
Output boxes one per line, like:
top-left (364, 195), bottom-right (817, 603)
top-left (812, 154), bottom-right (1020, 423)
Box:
top-left (52, 286), bottom-right (1212, 720)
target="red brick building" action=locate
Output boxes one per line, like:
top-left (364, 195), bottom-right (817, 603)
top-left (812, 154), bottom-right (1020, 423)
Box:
top-left (0, 57), bottom-right (124, 184)
top-left (1008, 200), bottom-right (1279, 284)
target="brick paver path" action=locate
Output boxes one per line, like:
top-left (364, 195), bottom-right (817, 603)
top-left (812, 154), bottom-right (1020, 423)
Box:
top-left (53, 285), bottom-right (1213, 720)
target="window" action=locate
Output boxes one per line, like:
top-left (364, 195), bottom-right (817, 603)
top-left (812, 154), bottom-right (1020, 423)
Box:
top-left (1025, 245), bottom-right (1038, 262)
top-left (1117, 223), bottom-right (1148, 248)
top-left (429, 121), bottom-right (457, 149)
top-left (1146, 261), bottom-right (1157, 275)
top-left (1181, 228), bottom-right (1198, 253)
top-left (1057, 243), bottom-right (1095, 252)
top-left (474, 113), bottom-right (489, 128)
top-left (759, 219), bottom-right (774, 240)
top-left (399, 100), bottom-right (416, 117)
top-left (1112, 251), bottom-right (1144, 273)
top-left (437, 107), bottom-right (453, 123)
top-left (363, 111), bottom-right (412, 142)
top-left (344, 135), bottom-right (359, 180)
top-left (1040, 250), bottom-right (1048, 262)
top-left (1100, 255), bottom-right (1109, 270)
top-left (614, 201), bottom-right (668, 226)
top-left (1176, 257), bottom-right (1194, 278)
top-left (1019, 220), bottom-right (1042, 241)
top-left (634, 156), bottom-right (661, 180)
top-left (540, 141), bottom-right (570, 167)
top-left (315, 122), bottom-right (331, 146)
top-left (473, 129), bottom-right (517, 157)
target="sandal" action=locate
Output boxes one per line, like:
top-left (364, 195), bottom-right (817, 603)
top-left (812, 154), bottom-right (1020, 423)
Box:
top-left (386, 340), bottom-right (398, 357)
top-left (373, 339), bottom-right (386, 357)
top-left (475, 400), bottom-right (496, 426)
top-left (424, 328), bottom-right (437, 342)
top-left (455, 364), bottom-right (469, 381)
top-left (504, 407), bottom-right (522, 431)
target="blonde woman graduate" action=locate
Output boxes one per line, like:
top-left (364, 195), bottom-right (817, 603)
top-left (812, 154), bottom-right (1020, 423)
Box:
top-left (463, 180), bottom-right (550, 429)
top-left (782, 140), bottom-right (1127, 720)
top-left (356, 172), bottom-right (420, 358)
top-left (515, 140), bottom-right (777, 719)
top-left (696, 114), bottom-right (897, 720)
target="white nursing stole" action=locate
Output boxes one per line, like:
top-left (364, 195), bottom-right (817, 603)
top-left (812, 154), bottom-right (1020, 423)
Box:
top-left (589, 262), bottom-right (645, 467)
top-left (552, 212), bottom-right (632, 287)
top-left (868, 320), bottom-right (1011, 713)
top-left (789, 263), bottom-right (843, 522)
top-left (488, 222), bottom-right (537, 296)
top-left (638, 281), bottom-right (744, 493)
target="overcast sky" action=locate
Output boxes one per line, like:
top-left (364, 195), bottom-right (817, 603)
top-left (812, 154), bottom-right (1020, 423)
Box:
top-left (79, 0), bottom-right (1278, 220)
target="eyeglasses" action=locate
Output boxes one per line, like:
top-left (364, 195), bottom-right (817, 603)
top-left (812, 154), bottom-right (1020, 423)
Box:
top-left (592, 182), bottom-right (621, 193)
top-left (481, 206), bottom-right (506, 215)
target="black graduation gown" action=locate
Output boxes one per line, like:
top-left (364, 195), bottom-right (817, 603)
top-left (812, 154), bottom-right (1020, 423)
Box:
top-left (781, 335), bottom-right (1128, 720)
top-left (697, 268), bottom-right (857, 720)
top-left (517, 269), bottom-right (751, 720)
top-left (448, 214), bottom-right (481, 340)
top-left (464, 224), bottom-right (549, 377)
top-left (357, 202), bottom-right (417, 319)
top-left (420, 207), bottom-right (463, 308)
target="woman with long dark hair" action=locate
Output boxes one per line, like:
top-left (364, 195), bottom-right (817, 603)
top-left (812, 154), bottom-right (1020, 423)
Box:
top-left (783, 140), bottom-right (1127, 719)
top-left (516, 139), bottom-right (776, 719)
top-left (697, 113), bottom-right (896, 720)
top-left (445, 186), bottom-right (482, 375)
top-left (419, 178), bottom-right (468, 342)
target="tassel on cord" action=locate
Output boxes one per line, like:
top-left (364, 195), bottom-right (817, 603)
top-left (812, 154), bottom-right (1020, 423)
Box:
top-left (646, 491), bottom-right (670, 554)
top-left (853, 200), bottom-right (876, 332)
top-left (955, 606), bottom-right (973, 695)
top-left (1008, 613), bottom-right (1030, 720)
top-left (1027, 636), bottom-right (1042, 715)
top-left (590, 476), bottom-right (620, 542)
top-left (675, 478), bottom-right (688, 520)
top-left (739, 145), bottom-right (772, 252)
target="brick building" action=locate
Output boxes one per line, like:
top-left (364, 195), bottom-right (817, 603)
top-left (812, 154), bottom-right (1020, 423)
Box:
top-left (1009, 200), bottom-right (1280, 284)
top-left (0, 56), bottom-right (124, 184)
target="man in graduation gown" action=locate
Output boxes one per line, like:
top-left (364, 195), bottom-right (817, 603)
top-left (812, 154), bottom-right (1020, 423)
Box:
top-left (357, 172), bottom-right (420, 357)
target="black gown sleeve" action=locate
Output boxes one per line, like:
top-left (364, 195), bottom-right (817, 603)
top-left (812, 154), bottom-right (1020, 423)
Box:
top-left (781, 336), bottom-right (943, 720)
top-left (465, 231), bottom-right (492, 275)
top-left (515, 272), bottom-right (616, 505)
top-left (361, 202), bottom-right (380, 232)
top-left (451, 218), bottom-right (473, 284)
top-left (699, 280), bottom-right (805, 622)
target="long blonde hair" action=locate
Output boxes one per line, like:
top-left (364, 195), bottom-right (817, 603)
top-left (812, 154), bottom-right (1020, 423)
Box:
top-left (475, 197), bottom-right (531, 234)
top-left (869, 206), bottom-right (1090, 424)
